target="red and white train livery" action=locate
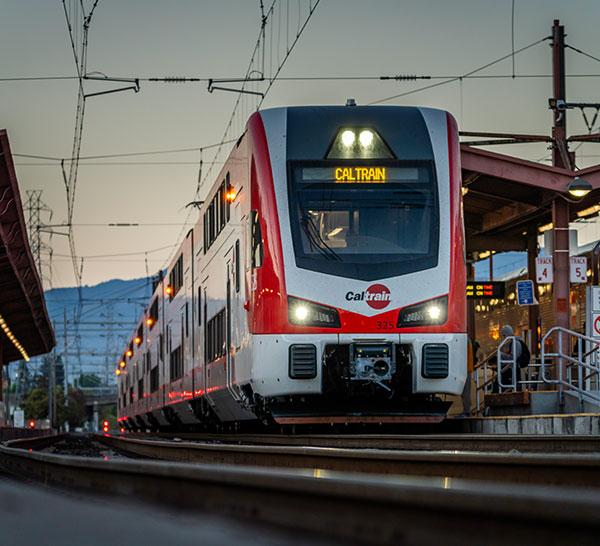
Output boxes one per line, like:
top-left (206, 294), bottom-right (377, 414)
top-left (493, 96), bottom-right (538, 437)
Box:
top-left (117, 104), bottom-right (466, 430)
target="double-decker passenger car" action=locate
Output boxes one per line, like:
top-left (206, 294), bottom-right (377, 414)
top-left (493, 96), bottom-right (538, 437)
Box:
top-left (117, 104), bottom-right (466, 431)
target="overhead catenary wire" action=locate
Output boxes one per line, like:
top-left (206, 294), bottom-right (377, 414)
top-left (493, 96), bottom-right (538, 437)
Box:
top-left (13, 138), bottom-right (238, 163)
top-left (566, 43), bottom-right (600, 65)
top-left (369, 35), bottom-right (551, 105)
top-left (5, 72), bottom-right (600, 84)
top-left (511, 0), bottom-right (516, 78)
top-left (161, 0), bottom-right (322, 272)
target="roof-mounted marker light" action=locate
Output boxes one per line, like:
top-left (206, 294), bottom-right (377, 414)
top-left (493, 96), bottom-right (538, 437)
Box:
top-left (359, 130), bottom-right (374, 148)
top-left (341, 130), bottom-right (355, 148)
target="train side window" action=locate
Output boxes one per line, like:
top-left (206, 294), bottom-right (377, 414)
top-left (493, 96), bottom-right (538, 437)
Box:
top-left (225, 172), bottom-right (231, 222)
top-left (250, 210), bottom-right (263, 268)
top-left (168, 254), bottom-right (183, 298)
top-left (148, 298), bottom-right (158, 329)
top-left (219, 181), bottom-right (226, 231)
top-left (235, 239), bottom-right (240, 292)
top-left (185, 302), bottom-right (189, 338)
top-left (150, 366), bottom-right (159, 392)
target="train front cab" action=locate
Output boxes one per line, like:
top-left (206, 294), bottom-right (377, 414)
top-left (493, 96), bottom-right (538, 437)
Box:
top-left (244, 105), bottom-right (467, 421)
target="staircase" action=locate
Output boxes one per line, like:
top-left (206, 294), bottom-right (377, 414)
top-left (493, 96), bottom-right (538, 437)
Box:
top-left (472, 327), bottom-right (600, 417)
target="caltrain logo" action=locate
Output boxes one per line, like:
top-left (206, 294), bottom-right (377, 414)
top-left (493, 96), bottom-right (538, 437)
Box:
top-left (345, 284), bottom-right (391, 310)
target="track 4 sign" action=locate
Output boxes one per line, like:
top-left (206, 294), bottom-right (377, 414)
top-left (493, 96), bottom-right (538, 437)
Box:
top-left (535, 256), bottom-right (553, 283)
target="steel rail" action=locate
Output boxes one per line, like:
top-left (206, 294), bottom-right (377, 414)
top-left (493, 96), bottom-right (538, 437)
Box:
top-left (2, 439), bottom-right (600, 545)
top-left (127, 432), bottom-right (600, 453)
top-left (97, 434), bottom-right (600, 489)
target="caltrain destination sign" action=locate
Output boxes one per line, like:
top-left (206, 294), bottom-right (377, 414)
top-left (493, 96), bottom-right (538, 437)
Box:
top-left (334, 167), bottom-right (386, 183)
top-left (301, 166), bottom-right (421, 184)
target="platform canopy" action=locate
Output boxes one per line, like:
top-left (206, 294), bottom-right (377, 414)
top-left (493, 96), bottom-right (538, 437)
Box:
top-left (461, 144), bottom-right (600, 253)
top-left (0, 130), bottom-right (54, 364)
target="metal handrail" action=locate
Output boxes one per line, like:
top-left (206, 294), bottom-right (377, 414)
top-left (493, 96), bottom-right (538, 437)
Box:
top-left (473, 341), bottom-right (545, 415)
top-left (496, 336), bottom-right (519, 391)
top-left (541, 326), bottom-right (600, 409)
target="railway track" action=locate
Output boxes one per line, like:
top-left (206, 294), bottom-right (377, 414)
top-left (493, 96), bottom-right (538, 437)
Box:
top-left (128, 431), bottom-right (600, 453)
top-left (99, 434), bottom-right (600, 489)
top-left (2, 434), bottom-right (600, 546)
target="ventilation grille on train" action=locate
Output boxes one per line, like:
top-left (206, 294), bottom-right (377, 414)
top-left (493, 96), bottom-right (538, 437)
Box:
top-left (289, 344), bottom-right (317, 379)
top-left (421, 344), bottom-right (449, 378)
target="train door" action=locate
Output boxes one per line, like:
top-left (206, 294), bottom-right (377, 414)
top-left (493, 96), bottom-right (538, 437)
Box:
top-left (225, 250), bottom-right (242, 402)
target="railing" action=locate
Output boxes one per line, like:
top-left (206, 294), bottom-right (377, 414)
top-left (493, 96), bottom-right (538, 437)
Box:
top-left (472, 328), bottom-right (600, 416)
top-left (473, 337), bottom-right (544, 415)
top-left (541, 326), bottom-right (600, 410)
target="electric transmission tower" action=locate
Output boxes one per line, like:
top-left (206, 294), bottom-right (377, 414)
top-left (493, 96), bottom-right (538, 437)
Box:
top-left (24, 190), bottom-right (54, 288)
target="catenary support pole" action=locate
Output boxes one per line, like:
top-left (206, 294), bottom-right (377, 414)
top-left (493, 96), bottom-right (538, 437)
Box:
top-left (551, 19), bottom-right (570, 385)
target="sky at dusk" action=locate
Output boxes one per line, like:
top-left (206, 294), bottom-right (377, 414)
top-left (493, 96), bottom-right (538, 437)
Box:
top-left (2, 0), bottom-right (600, 287)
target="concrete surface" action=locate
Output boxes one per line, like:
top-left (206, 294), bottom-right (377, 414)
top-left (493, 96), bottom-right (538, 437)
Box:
top-left (0, 475), bottom-right (336, 546)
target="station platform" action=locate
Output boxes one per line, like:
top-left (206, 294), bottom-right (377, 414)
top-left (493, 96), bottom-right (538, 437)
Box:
top-left (452, 413), bottom-right (600, 435)
top-left (0, 474), bottom-right (335, 546)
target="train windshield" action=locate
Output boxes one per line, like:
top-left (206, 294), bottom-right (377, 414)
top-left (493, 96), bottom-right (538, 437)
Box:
top-left (287, 162), bottom-right (439, 281)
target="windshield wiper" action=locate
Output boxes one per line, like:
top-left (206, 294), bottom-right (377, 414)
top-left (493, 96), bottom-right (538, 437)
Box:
top-left (300, 214), bottom-right (342, 262)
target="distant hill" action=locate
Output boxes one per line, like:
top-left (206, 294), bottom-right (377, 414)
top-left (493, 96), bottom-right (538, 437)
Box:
top-left (30, 277), bottom-right (154, 386)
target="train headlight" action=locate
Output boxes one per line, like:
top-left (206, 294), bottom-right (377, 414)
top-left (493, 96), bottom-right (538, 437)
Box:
top-left (294, 305), bottom-right (309, 321)
top-left (397, 296), bottom-right (448, 327)
top-left (288, 296), bottom-right (340, 328)
top-left (341, 130), bottom-right (356, 148)
top-left (427, 304), bottom-right (442, 321)
top-left (359, 130), bottom-right (374, 148)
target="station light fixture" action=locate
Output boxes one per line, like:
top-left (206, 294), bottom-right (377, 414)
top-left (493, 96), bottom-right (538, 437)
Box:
top-left (538, 222), bottom-right (553, 233)
top-left (576, 204), bottom-right (600, 218)
top-left (461, 187), bottom-right (469, 196)
top-left (567, 177), bottom-right (592, 199)
top-left (119, 360), bottom-right (126, 369)
top-left (115, 369), bottom-right (122, 376)
top-left (165, 285), bottom-right (173, 297)
top-left (134, 336), bottom-right (142, 346)
top-left (0, 313), bottom-right (30, 361)
top-left (146, 317), bottom-right (154, 327)
top-left (126, 349), bottom-right (133, 358)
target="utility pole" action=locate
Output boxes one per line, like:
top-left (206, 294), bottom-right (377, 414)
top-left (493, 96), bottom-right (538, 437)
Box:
top-left (47, 354), bottom-right (55, 430)
top-left (64, 307), bottom-right (69, 410)
top-left (551, 19), bottom-right (571, 337)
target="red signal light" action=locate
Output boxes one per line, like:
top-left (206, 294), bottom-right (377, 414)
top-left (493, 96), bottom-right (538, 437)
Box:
top-left (28, 420), bottom-right (35, 429)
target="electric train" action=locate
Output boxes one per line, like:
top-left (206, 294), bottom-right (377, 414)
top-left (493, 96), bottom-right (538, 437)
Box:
top-left (117, 104), bottom-right (467, 431)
